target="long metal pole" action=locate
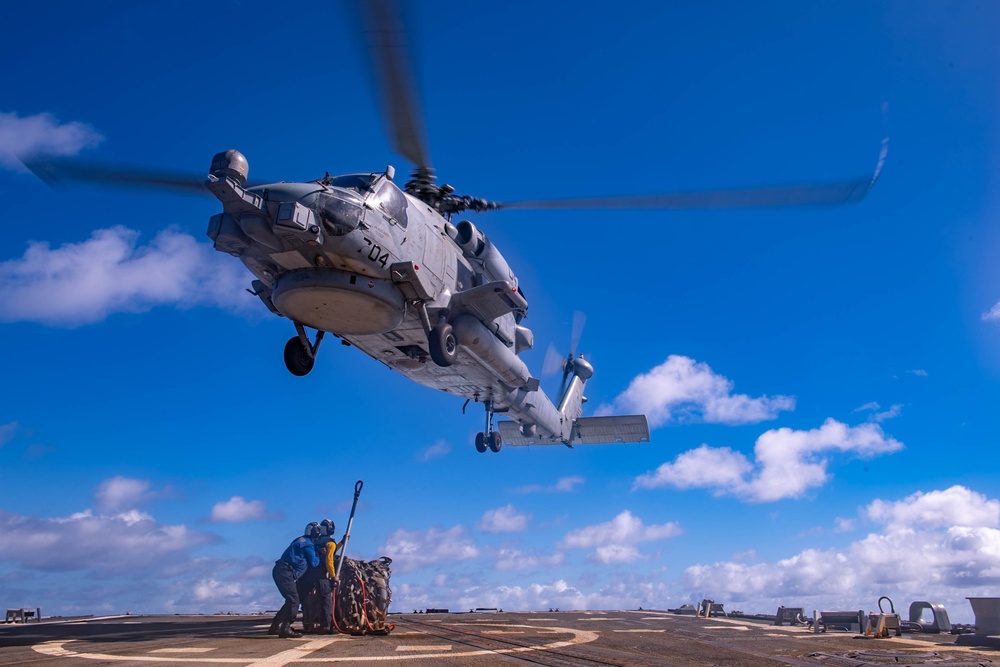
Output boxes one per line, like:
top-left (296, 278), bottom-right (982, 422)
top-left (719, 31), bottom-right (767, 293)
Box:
top-left (336, 480), bottom-right (363, 579)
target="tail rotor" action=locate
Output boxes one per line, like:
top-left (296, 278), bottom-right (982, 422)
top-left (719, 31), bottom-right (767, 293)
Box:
top-left (543, 311), bottom-right (587, 398)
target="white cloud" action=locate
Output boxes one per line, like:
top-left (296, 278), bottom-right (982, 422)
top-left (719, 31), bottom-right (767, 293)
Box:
top-left (601, 355), bottom-right (795, 427)
top-left (419, 440), bottom-right (451, 462)
top-left (908, 369), bottom-right (928, 377)
top-left (634, 444), bottom-right (752, 494)
top-left (513, 476), bottom-right (585, 494)
top-left (872, 405), bottom-right (902, 422)
top-left (982, 302), bottom-right (1000, 322)
top-left (379, 525), bottom-right (479, 573)
top-left (677, 486), bottom-right (1000, 622)
top-left (0, 508), bottom-right (214, 573)
top-left (854, 402), bottom-right (902, 423)
top-left (866, 486), bottom-right (1000, 530)
top-left (478, 505), bottom-right (530, 533)
top-left (94, 475), bottom-right (154, 512)
top-left (209, 496), bottom-right (276, 523)
top-left (0, 226), bottom-right (254, 326)
top-left (493, 547), bottom-right (565, 572)
top-left (634, 419), bottom-right (904, 502)
top-left (191, 579), bottom-right (244, 602)
top-left (560, 510), bottom-right (681, 564)
top-left (0, 476), bottom-right (283, 616)
top-left (0, 111), bottom-right (102, 170)
top-left (554, 476), bottom-right (584, 492)
top-left (834, 517), bottom-right (855, 532)
top-left (393, 573), bottom-right (671, 614)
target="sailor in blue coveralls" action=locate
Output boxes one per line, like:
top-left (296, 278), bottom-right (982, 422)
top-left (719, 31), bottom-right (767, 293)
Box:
top-left (269, 523), bottom-right (321, 638)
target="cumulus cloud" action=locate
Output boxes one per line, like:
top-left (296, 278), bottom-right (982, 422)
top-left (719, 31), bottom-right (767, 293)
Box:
top-left (163, 556), bottom-right (277, 613)
top-left (394, 573), bottom-right (670, 613)
top-left (560, 510), bottom-right (681, 564)
top-left (634, 418), bottom-right (903, 502)
top-left (0, 226), bottom-right (254, 326)
top-left (677, 485), bottom-right (1000, 621)
top-left (983, 302), bottom-right (1000, 322)
top-left (394, 578), bottom-right (592, 613)
top-left (209, 496), bottom-right (277, 523)
top-left (0, 475), bottom-right (289, 616)
top-left (600, 355), bottom-right (794, 427)
top-left (635, 444), bottom-right (752, 493)
top-left (866, 486), bottom-right (1000, 530)
top-left (94, 475), bottom-right (155, 512)
top-left (0, 507), bottom-right (214, 573)
top-left (379, 525), bottom-right (479, 573)
top-left (0, 111), bottom-right (102, 170)
top-left (478, 505), bottom-right (531, 533)
top-left (834, 517), bottom-right (855, 532)
top-left (191, 579), bottom-right (243, 602)
top-left (419, 440), bottom-right (450, 462)
top-left (493, 547), bottom-right (565, 572)
top-left (513, 476), bottom-right (585, 494)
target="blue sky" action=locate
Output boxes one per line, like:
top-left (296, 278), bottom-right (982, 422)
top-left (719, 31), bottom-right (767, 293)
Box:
top-left (2, 1), bottom-right (1000, 622)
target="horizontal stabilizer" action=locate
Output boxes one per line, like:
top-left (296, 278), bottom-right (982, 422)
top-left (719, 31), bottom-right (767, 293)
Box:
top-left (498, 415), bottom-right (650, 447)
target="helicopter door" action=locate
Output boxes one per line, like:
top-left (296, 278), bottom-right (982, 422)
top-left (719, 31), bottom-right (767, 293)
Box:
top-left (420, 220), bottom-right (447, 285)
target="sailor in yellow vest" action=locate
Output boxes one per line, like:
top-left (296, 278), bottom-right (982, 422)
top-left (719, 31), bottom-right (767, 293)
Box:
top-left (300, 518), bottom-right (341, 633)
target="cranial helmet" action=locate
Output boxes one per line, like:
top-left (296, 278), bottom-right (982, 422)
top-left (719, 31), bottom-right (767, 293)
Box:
top-left (305, 522), bottom-right (321, 539)
top-left (319, 519), bottom-right (335, 537)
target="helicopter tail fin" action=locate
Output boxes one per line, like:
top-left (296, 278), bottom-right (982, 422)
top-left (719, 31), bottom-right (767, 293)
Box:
top-left (557, 355), bottom-right (593, 423)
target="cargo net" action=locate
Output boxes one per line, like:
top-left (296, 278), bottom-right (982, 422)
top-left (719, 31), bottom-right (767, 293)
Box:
top-left (333, 556), bottom-right (394, 635)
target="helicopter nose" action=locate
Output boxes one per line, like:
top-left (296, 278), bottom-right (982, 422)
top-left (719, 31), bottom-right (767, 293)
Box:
top-left (209, 149), bottom-right (249, 185)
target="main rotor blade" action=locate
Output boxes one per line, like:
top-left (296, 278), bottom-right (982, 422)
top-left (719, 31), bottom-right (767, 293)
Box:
top-left (497, 138), bottom-right (888, 212)
top-left (497, 177), bottom-right (877, 211)
top-left (20, 155), bottom-right (209, 194)
top-left (355, 0), bottom-right (431, 170)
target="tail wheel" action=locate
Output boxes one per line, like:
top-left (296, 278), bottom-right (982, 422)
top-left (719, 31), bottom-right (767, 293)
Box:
top-left (488, 431), bottom-right (502, 453)
top-left (284, 337), bottom-right (315, 376)
top-left (475, 432), bottom-right (488, 453)
top-left (428, 323), bottom-right (458, 367)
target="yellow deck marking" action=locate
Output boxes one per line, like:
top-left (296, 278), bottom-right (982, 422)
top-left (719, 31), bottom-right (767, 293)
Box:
top-left (32, 624), bottom-right (598, 664)
top-left (613, 629), bottom-right (666, 633)
top-left (151, 648), bottom-right (217, 653)
top-left (245, 637), bottom-right (341, 667)
top-left (33, 640), bottom-right (246, 663)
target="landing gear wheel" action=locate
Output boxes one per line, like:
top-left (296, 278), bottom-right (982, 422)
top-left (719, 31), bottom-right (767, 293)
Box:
top-left (284, 337), bottom-right (315, 376)
top-left (488, 431), bottom-right (502, 453)
top-left (428, 323), bottom-right (458, 367)
top-left (475, 432), bottom-right (488, 453)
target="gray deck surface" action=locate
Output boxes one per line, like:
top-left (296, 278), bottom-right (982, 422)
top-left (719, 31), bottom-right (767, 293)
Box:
top-left (1, 610), bottom-right (997, 666)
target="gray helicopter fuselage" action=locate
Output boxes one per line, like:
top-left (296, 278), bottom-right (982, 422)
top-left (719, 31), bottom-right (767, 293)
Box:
top-left (206, 167), bottom-right (572, 441)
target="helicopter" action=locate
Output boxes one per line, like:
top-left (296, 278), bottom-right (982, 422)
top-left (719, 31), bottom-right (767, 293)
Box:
top-left (21, 0), bottom-right (885, 454)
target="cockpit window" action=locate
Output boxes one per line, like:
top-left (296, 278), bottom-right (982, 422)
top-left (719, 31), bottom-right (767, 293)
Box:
top-left (314, 192), bottom-right (364, 236)
top-left (373, 179), bottom-right (409, 229)
top-left (325, 173), bottom-right (378, 190)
